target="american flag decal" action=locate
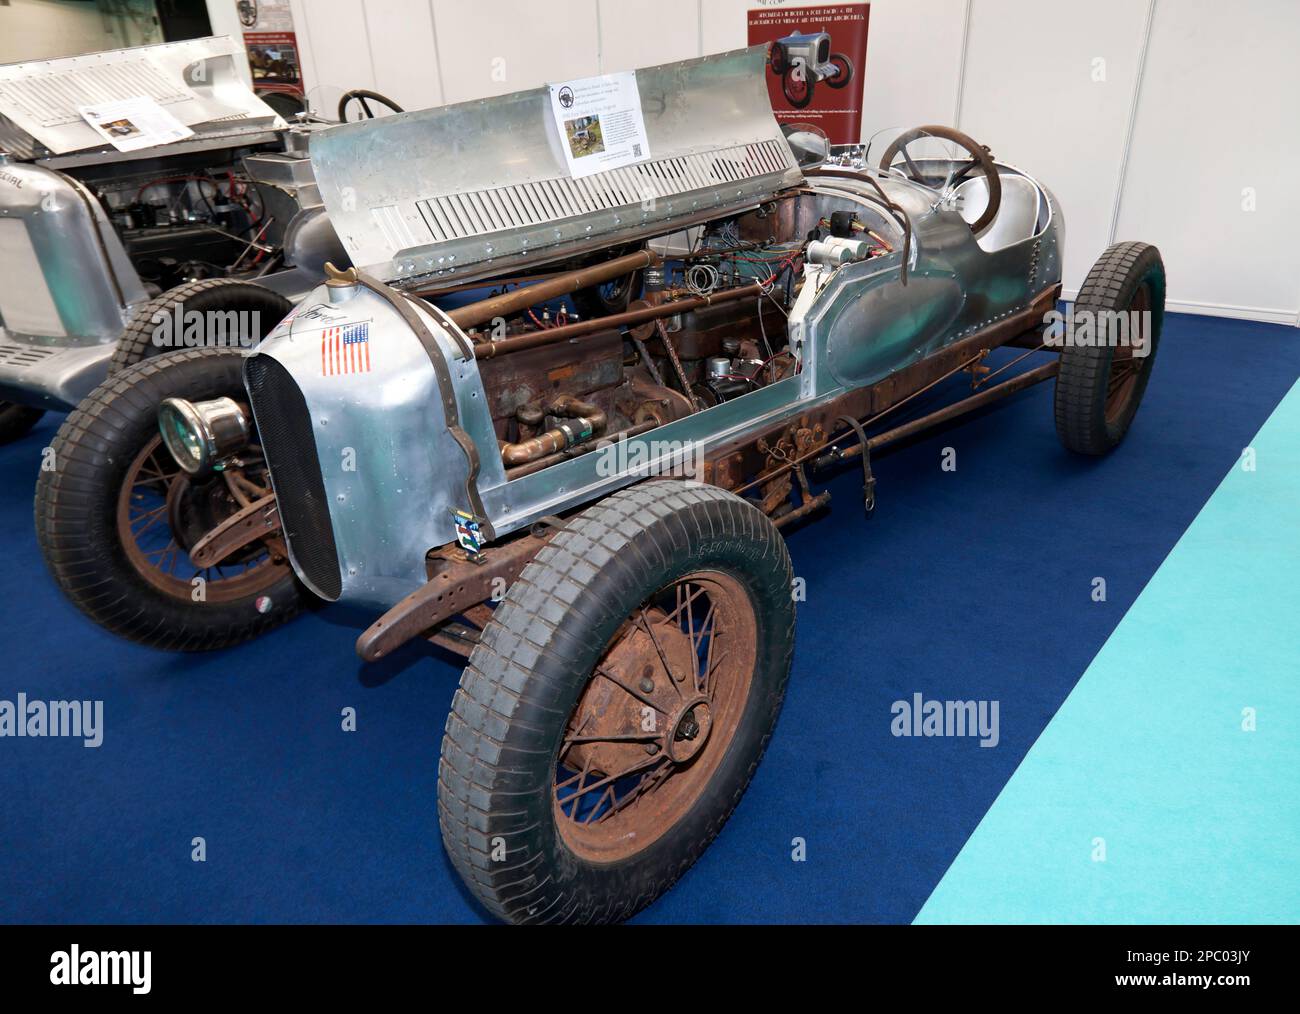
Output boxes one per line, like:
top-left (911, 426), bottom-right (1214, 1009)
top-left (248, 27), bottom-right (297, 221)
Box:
top-left (321, 322), bottom-right (372, 376)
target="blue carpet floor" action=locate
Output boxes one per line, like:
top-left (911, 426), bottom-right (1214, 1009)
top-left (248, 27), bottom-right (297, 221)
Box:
top-left (1, 311), bottom-right (1297, 923)
top-left (917, 374), bottom-right (1300, 924)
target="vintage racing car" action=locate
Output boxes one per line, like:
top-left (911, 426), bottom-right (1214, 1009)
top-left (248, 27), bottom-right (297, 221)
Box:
top-left (768, 29), bottom-right (855, 109)
top-left (0, 36), bottom-right (397, 442)
top-left (36, 47), bottom-right (1165, 923)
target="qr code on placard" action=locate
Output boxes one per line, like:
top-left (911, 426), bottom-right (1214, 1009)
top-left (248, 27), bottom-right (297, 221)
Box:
top-left (632, 143), bottom-right (642, 157)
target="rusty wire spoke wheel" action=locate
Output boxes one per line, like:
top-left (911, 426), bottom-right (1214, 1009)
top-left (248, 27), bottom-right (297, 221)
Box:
top-left (1103, 281), bottom-right (1153, 426)
top-left (553, 572), bottom-right (758, 861)
top-left (116, 434), bottom-right (285, 603)
top-left (1055, 242), bottom-right (1166, 456)
top-left (36, 348), bottom-right (304, 651)
top-left (439, 481), bottom-right (795, 925)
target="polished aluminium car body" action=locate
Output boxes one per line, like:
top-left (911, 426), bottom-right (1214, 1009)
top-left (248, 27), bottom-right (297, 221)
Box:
top-left (0, 36), bottom-right (334, 412)
top-left (243, 46), bottom-right (1063, 614)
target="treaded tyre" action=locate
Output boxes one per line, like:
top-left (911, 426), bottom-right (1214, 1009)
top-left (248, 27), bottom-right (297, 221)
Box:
top-left (438, 480), bottom-right (795, 925)
top-left (1055, 241), bottom-right (1165, 455)
top-left (0, 402), bottom-right (44, 445)
top-left (108, 278), bottom-right (292, 376)
top-left (36, 348), bottom-right (302, 651)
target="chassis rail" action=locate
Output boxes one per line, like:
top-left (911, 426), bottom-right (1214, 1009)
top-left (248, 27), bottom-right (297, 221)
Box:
top-left (357, 333), bottom-right (1061, 662)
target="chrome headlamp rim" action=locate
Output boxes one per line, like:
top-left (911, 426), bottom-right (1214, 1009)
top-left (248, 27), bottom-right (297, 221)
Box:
top-left (157, 396), bottom-right (250, 476)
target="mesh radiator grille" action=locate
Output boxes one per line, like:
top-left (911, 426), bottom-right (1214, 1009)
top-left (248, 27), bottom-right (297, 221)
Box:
top-left (244, 354), bottom-right (343, 601)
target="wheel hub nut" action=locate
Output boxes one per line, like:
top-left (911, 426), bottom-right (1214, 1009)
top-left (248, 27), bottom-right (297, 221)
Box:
top-left (665, 698), bottom-right (713, 763)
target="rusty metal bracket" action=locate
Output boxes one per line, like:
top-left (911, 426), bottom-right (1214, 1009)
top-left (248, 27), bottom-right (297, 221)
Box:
top-left (529, 515), bottom-right (568, 537)
top-left (773, 462), bottom-right (831, 529)
top-left (427, 621), bottom-right (484, 659)
top-left (655, 319), bottom-right (704, 412)
top-left (189, 493), bottom-right (283, 568)
top-left (356, 529), bottom-right (555, 662)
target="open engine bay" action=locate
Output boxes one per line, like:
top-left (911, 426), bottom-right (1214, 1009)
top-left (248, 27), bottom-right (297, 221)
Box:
top-left (60, 138), bottom-right (299, 295)
top-left (451, 195), bottom-right (894, 483)
top-left (238, 45), bottom-right (1061, 615)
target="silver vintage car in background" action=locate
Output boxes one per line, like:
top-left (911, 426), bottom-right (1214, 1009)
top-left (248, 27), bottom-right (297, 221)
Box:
top-left (0, 36), bottom-right (350, 441)
top-left (37, 46), bottom-right (1165, 923)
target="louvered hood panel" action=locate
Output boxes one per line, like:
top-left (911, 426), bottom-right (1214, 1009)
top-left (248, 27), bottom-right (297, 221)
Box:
top-left (0, 37), bottom-right (283, 157)
top-left (310, 46), bottom-right (802, 289)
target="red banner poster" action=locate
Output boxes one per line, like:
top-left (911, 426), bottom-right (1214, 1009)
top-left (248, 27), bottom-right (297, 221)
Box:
top-left (747, 3), bottom-right (870, 144)
top-left (234, 0), bottom-right (306, 113)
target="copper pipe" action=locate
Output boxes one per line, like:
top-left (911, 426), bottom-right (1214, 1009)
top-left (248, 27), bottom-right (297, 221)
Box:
top-left (500, 396), bottom-right (607, 467)
top-left (411, 268), bottom-right (573, 299)
top-left (448, 249), bottom-right (658, 330)
top-left (505, 420), bottom-right (659, 480)
top-left (548, 395), bottom-right (606, 433)
top-left (475, 282), bottom-right (766, 360)
top-left (501, 430), bottom-right (569, 467)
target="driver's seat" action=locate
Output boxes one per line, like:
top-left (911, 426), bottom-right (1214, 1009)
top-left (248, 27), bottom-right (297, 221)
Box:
top-left (955, 173), bottom-right (1042, 252)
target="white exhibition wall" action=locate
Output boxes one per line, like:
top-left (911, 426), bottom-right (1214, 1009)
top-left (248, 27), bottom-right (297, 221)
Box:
top-left (279, 0), bottom-right (1300, 324)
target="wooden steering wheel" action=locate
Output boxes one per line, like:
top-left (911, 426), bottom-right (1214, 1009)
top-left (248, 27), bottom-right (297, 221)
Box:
top-left (879, 124), bottom-right (1001, 233)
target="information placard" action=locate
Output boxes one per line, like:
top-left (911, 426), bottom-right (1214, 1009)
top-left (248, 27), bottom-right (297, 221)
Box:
top-left (78, 96), bottom-right (194, 152)
top-left (548, 71), bottom-right (651, 179)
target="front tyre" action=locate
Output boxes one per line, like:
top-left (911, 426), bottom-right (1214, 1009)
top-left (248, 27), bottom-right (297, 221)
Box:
top-left (438, 481), bottom-right (795, 925)
top-left (1054, 241), bottom-right (1166, 455)
top-left (36, 348), bottom-right (303, 650)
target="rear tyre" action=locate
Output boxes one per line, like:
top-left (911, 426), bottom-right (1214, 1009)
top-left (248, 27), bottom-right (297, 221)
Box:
top-left (109, 278), bottom-right (292, 376)
top-left (438, 481), bottom-right (795, 924)
top-left (36, 348), bottom-right (302, 650)
top-left (1054, 242), bottom-right (1165, 455)
top-left (0, 402), bottom-right (45, 445)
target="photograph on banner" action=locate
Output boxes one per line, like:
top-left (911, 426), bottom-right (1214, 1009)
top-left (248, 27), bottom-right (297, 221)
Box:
top-left (748, 2), bottom-right (869, 143)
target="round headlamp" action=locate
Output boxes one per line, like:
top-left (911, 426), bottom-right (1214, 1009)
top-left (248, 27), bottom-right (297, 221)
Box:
top-left (157, 397), bottom-right (250, 475)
